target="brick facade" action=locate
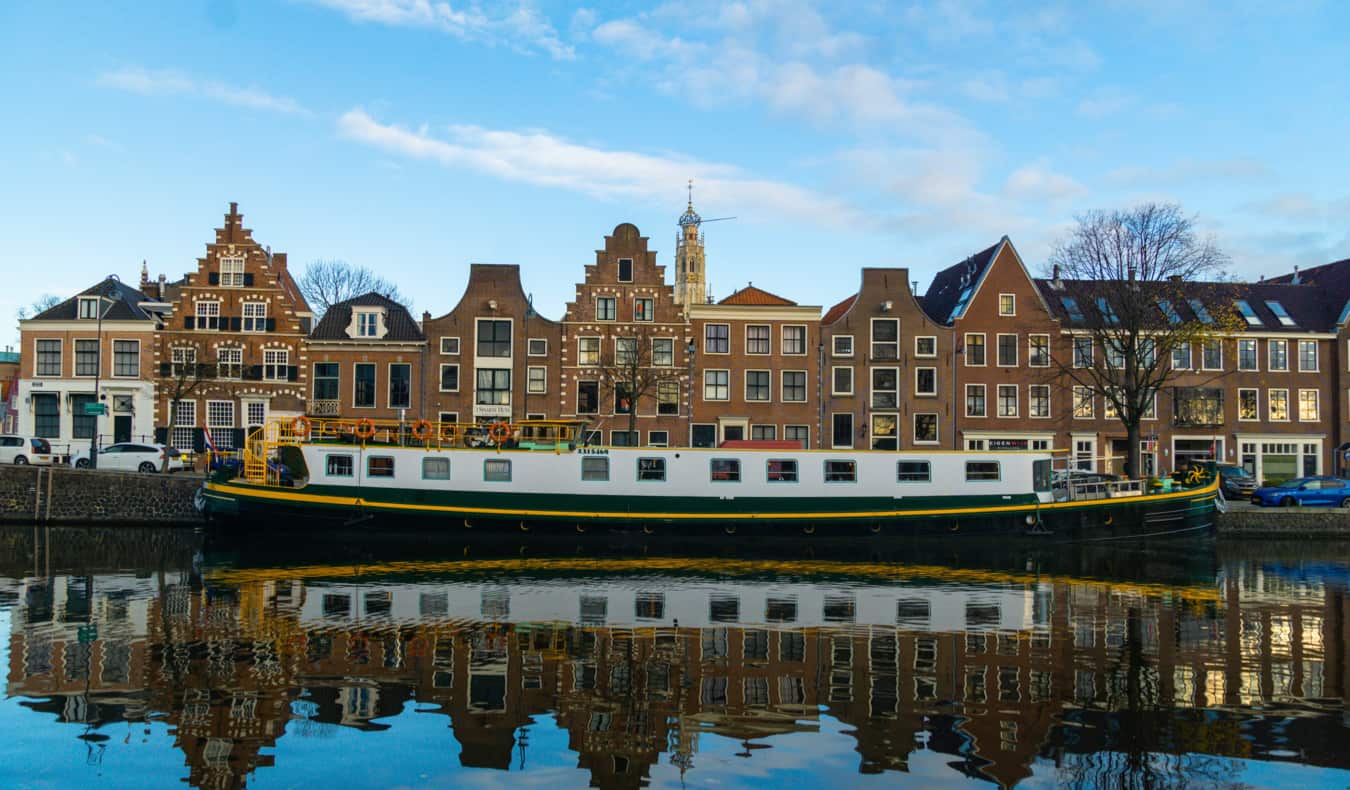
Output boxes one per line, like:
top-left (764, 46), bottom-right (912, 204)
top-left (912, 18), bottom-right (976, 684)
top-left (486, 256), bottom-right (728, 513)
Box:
top-left (306, 293), bottom-right (426, 421)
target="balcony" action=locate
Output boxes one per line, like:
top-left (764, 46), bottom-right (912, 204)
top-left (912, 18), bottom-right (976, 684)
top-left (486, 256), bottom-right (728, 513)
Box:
top-left (307, 399), bottom-right (341, 417)
top-left (1172, 387), bottom-right (1224, 428)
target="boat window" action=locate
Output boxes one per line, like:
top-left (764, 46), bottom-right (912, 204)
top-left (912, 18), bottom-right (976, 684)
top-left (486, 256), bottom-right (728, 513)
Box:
top-left (637, 458), bottom-right (666, 482)
top-left (709, 594), bottom-right (740, 622)
top-left (1033, 459), bottom-right (1052, 492)
top-left (710, 458), bottom-right (740, 482)
top-left (581, 456), bottom-right (610, 481)
top-left (896, 599), bottom-right (931, 627)
top-left (766, 459), bottom-right (797, 482)
top-left (766, 597), bottom-right (798, 623)
top-left (422, 457), bottom-right (450, 480)
top-left (965, 461), bottom-right (1000, 481)
top-left (367, 456), bottom-right (395, 478)
top-left (897, 461), bottom-right (931, 482)
top-left (326, 454), bottom-right (354, 477)
top-left (824, 460), bottom-right (857, 483)
top-left (823, 595), bottom-right (856, 623)
top-left (484, 459), bottom-right (511, 482)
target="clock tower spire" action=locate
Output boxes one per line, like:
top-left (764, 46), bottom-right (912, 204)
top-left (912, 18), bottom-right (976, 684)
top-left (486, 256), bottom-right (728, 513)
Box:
top-left (674, 180), bottom-right (708, 309)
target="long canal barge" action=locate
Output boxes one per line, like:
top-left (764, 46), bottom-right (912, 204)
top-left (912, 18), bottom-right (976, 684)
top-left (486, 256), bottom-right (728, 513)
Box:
top-left (198, 417), bottom-right (1218, 539)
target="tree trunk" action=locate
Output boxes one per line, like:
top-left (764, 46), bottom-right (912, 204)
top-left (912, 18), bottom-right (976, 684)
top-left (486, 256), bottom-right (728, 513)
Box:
top-left (1125, 419), bottom-right (1141, 480)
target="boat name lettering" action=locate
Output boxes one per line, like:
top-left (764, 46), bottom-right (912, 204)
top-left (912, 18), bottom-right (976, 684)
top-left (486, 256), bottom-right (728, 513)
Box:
top-left (579, 448), bottom-right (608, 455)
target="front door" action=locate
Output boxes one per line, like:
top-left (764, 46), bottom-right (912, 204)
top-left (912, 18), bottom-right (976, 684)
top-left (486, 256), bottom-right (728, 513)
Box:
top-left (114, 415), bottom-right (132, 444)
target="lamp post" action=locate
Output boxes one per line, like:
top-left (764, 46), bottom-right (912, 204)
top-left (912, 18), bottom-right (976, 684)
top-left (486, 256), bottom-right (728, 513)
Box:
top-left (685, 340), bottom-right (696, 447)
top-left (88, 280), bottom-right (117, 470)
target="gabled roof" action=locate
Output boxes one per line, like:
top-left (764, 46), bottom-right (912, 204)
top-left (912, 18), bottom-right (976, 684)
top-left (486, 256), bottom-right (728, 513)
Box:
top-left (28, 278), bottom-right (159, 322)
top-left (822, 294), bottom-right (857, 326)
top-left (309, 292), bottom-right (425, 342)
top-left (920, 240), bottom-right (1003, 325)
top-left (1033, 279), bottom-right (1335, 332)
top-left (1266, 257), bottom-right (1350, 328)
top-left (717, 284), bottom-right (797, 306)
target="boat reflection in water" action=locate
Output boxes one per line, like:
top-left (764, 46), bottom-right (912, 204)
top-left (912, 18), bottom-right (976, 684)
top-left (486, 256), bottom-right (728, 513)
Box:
top-left (1, 528), bottom-right (1347, 788)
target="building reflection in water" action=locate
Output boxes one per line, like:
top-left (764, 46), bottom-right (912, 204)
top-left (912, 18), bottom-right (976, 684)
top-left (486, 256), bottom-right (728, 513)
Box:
top-left (2, 534), bottom-right (1348, 789)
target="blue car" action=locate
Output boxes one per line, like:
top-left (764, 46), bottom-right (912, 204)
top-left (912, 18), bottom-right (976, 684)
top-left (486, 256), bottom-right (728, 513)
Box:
top-left (1250, 476), bottom-right (1350, 508)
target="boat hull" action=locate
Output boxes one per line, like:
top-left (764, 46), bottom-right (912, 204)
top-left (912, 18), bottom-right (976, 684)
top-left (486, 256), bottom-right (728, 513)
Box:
top-left (199, 478), bottom-right (1217, 540)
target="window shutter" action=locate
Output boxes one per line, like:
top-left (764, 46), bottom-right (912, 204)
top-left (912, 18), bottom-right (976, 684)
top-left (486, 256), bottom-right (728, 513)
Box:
top-left (243, 273), bottom-right (254, 287)
top-left (192, 428), bottom-right (206, 454)
top-left (266, 318), bottom-right (277, 332)
top-left (219, 319), bottom-right (230, 332)
top-left (245, 365), bottom-right (262, 381)
top-left (208, 272), bottom-right (220, 285)
top-left (154, 427), bottom-right (168, 445)
top-left (185, 316), bottom-right (195, 330)
top-left (158, 362), bottom-right (171, 377)
top-left (230, 316), bottom-right (241, 331)
top-left (230, 428), bottom-right (246, 449)
top-left (287, 365), bottom-right (299, 382)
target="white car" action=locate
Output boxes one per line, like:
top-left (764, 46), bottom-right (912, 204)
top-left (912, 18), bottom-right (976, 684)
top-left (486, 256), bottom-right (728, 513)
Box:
top-left (0, 436), bottom-right (54, 465)
top-left (72, 443), bottom-right (187, 473)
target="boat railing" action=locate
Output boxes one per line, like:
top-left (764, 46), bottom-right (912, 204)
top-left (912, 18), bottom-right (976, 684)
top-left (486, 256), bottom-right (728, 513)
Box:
top-left (260, 416), bottom-right (594, 454)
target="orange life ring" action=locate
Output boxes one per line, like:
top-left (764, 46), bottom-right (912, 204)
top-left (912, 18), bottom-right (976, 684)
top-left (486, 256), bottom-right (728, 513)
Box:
top-left (411, 420), bottom-right (434, 441)
top-left (292, 415), bottom-right (311, 440)
top-left (489, 421), bottom-right (512, 445)
top-left (355, 418), bottom-right (376, 439)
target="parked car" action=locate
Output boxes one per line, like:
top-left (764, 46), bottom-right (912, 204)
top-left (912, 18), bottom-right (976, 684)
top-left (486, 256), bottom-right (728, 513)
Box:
top-left (1250, 476), bottom-right (1350, 508)
top-left (0, 436), bottom-right (54, 465)
top-left (1217, 464), bottom-right (1258, 498)
top-left (72, 443), bottom-right (186, 473)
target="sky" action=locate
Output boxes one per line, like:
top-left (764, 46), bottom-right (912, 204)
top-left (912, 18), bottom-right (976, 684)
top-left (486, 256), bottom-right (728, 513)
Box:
top-left (2, 0), bottom-right (1349, 349)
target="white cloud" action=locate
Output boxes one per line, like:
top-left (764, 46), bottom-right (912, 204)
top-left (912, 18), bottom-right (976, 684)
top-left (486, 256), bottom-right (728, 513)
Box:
top-left (304, 0), bottom-right (575, 60)
top-left (336, 108), bottom-right (869, 229)
top-left (1107, 158), bottom-right (1273, 187)
top-left (1003, 164), bottom-right (1088, 203)
top-left (1076, 88), bottom-right (1134, 117)
top-left (96, 66), bottom-right (309, 115)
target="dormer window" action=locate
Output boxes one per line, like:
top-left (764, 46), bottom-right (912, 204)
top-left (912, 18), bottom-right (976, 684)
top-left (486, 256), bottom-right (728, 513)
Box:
top-left (618, 258), bottom-right (633, 282)
top-left (220, 257), bottom-right (245, 287)
top-left (78, 297), bottom-right (100, 320)
top-left (357, 311), bottom-right (379, 337)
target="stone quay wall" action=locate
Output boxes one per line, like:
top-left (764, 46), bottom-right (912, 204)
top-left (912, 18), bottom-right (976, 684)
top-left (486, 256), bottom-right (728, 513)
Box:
top-left (0, 465), bottom-right (203, 525)
top-left (1217, 507), bottom-right (1350, 537)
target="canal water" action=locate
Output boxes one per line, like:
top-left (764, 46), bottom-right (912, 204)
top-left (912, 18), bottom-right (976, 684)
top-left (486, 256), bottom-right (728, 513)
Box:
top-left (0, 527), bottom-right (1346, 789)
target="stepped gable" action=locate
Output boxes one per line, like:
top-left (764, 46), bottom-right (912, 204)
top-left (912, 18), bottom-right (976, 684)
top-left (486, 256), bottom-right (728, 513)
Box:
top-left (821, 294), bottom-right (857, 325)
top-left (31, 278), bottom-right (158, 322)
top-left (309, 292), bottom-right (425, 341)
top-left (718, 284), bottom-right (797, 306)
top-left (920, 240), bottom-right (1002, 325)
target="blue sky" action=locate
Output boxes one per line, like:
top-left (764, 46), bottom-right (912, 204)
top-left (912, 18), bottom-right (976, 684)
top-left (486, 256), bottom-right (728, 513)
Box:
top-left (2, 0), bottom-right (1348, 348)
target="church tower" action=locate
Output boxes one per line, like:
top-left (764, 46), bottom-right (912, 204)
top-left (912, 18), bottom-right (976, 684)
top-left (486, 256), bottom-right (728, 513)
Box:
top-left (674, 182), bottom-right (708, 309)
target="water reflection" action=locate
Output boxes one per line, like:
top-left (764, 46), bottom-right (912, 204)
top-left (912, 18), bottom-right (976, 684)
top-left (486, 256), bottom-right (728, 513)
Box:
top-left (1, 528), bottom-right (1347, 788)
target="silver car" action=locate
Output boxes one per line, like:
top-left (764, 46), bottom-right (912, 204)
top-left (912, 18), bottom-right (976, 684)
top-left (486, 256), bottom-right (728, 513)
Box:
top-left (72, 443), bottom-right (186, 473)
top-left (0, 436), bottom-right (54, 465)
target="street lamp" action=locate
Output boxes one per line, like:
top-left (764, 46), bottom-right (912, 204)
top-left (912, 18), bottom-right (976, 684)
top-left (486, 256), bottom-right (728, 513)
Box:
top-left (88, 277), bottom-right (118, 470)
top-left (685, 339), bottom-right (696, 447)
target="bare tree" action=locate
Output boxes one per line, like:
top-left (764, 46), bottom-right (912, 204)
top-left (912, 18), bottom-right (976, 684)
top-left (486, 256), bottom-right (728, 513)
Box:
top-left (592, 325), bottom-right (686, 443)
top-left (298, 259), bottom-right (409, 317)
top-left (16, 294), bottom-right (61, 321)
top-left (1046, 203), bottom-right (1240, 479)
top-left (159, 344), bottom-right (218, 471)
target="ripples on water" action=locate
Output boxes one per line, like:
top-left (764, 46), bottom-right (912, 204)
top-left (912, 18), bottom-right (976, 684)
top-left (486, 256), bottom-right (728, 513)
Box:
top-left (0, 527), bottom-right (1346, 789)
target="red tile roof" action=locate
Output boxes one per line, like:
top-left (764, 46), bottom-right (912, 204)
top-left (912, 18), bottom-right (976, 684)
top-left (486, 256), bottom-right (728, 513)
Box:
top-left (718, 284), bottom-right (798, 306)
top-left (822, 294), bottom-right (857, 325)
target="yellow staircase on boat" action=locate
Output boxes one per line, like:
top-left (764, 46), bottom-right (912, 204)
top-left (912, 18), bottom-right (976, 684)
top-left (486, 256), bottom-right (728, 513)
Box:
top-left (241, 420), bottom-right (300, 485)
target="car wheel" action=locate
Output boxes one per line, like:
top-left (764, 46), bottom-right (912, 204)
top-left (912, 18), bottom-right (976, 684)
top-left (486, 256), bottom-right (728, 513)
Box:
top-left (1342, 497), bottom-right (1350, 508)
top-left (75, 458), bottom-right (90, 469)
top-left (13, 455), bottom-right (27, 465)
top-left (138, 462), bottom-right (157, 474)
top-left (1280, 496), bottom-right (1296, 507)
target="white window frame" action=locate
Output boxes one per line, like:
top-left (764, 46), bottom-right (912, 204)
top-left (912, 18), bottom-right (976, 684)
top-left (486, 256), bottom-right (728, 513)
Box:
top-left (997, 384), bottom-right (1018, 418)
top-left (617, 257), bottom-right (634, 283)
top-left (965, 383), bottom-right (987, 418)
top-left (217, 347), bottom-right (243, 380)
top-left (34, 338), bottom-right (62, 377)
top-left (1029, 334), bottom-right (1050, 367)
top-left (1298, 340), bottom-right (1319, 372)
top-left (1298, 388), bottom-right (1319, 422)
top-left (439, 363), bottom-right (460, 393)
top-left (781, 370), bottom-right (807, 403)
top-left (651, 337), bottom-right (674, 367)
top-left (782, 325), bottom-right (807, 356)
top-left (78, 297), bottom-right (100, 320)
top-left (440, 337), bottom-right (460, 355)
top-left (745, 369), bottom-right (771, 402)
top-left (112, 339), bottom-right (140, 378)
top-left (195, 300), bottom-right (221, 330)
top-left (704, 323), bottom-right (731, 355)
top-left (996, 333), bottom-right (1018, 367)
top-left (1269, 388), bottom-right (1290, 422)
top-left (870, 317), bottom-right (899, 360)
top-left (219, 256), bottom-right (245, 287)
top-left (577, 336), bottom-right (600, 366)
top-left (1073, 337), bottom-right (1093, 368)
top-left (172, 400), bottom-right (196, 452)
top-left (964, 333), bottom-right (986, 367)
top-left (1237, 338), bottom-right (1258, 371)
top-left (1268, 339), bottom-right (1288, 372)
top-left (170, 346), bottom-right (196, 376)
top-left (1029, 384), bottom-right (1051, 419)
top-left (745, 324), bottom-right (771, 356)
top-left (262, 349), bottom-right (289, 382)
top-left (206, 400), bottom-right (236, 448)
top-left (527, 366), bottom-right (547, 394)
top-left (998, 293), bottom-right (1016, 316)
top-left (703, 369), bottom-right (730, 401)
top-left (242, 301), bottom-right (267, 333)
top-left (595, 296), bottom-right (617, 322)
top-left (914, 366), bottom-right (937, 397)
top-left (831, 366), bottom-right (854, 396)
top-left (1072, 386), bottom-right (1094, 419)
top-left (1237, 388), bottom-right (1259, 422)
top-left (633, 297), bottom-right (654, 322)
top-left (1200, 340), bottom-right (1222, 371)
top-left (912, 413), bottom-right (939, 445)
top-left (832, 335), bottom-right (854, 358)
top-left (527, 338), bottom-right (548, 356)
top-left (914, 336), bottom-right (937, 358)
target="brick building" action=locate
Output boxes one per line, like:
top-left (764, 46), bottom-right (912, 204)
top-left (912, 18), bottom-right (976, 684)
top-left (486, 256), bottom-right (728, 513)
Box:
top-left (15, 277), bottom-right (163, 456)
top-left (689, 284), bottom-right (821, 447)
top-left (820, 269), bottom-right (955, 450)
top-left (560, 224), bottom-right (692, 447)
top-left (306, 292), bottom-right (426, 421)
top-left (0, 350), bottom-right (18, 433)
top-left (145, 203), bottom-right (314, 452)
top-left (422, 263), bottom-right (562, 427)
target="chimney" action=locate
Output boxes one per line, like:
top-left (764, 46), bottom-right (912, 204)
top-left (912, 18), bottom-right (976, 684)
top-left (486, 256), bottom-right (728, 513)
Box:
top-left (273, 252), bottom-right (287, 271)
top-left (1052, 263), bottom-right (1060, 280)
top-left (911, 280), bottom-right (919, 294)
top-left (140, 260), bottom-right (150, 289)
top-left (1291, 265), bottom-right (1301, 285)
